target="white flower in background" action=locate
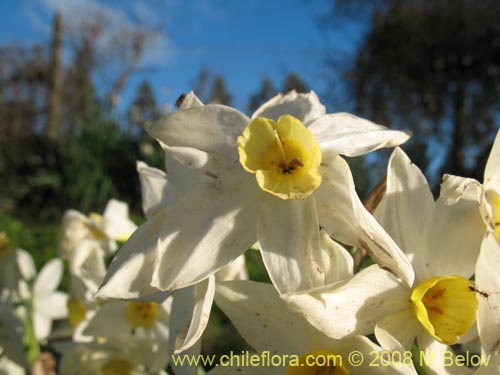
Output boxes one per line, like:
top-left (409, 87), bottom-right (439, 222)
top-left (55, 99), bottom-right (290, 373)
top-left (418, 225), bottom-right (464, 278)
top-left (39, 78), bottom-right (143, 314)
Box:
top-left (56, 339), bottom-right (169, 375)
top-left (209, 280), bottom-right (417, 375)
top-left (99, 90), bottom-right (413, 302)
top-left (17, 253), bottom-right (68, 341)
top-left (0, 301), bottom-right (29, 372)
top-left (58, 298), bottom-right (172, 375)
top-left (59, 199), bottom-right (137, 258)
top-left (439, 128), bottom-right (500, 359)
top-left (59, 199), bottom-right (137, 299)
top-left (284, 147), bottom-right (485, 375)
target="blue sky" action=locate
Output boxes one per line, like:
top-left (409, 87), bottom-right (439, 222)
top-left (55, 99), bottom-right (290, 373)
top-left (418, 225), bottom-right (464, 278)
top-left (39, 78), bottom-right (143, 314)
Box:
top-left (0, 0), bottom-right (362, 113)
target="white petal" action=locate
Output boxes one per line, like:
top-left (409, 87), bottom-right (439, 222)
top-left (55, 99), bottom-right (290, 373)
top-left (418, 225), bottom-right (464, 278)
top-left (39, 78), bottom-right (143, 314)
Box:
top-left (35, 291), bottom-right (68, 320)
top-left (216, 254), bottom-right (248, 282)
top-left (146, 105), bottom-right (248, 175)
top-left (257, 196), bottom-right (327, 294)
top-left (316, 154), bottom-right (414, 286)
top-left (34, 258), bottom-right (62, 295)
top-left (319, 229), bottom-right (354, 285)
top-left (423, 199), bottom-right (484, 279)
top-left (476, 233), bottom-right (500, 355)
top-left (252, 90), bottom-right (325, 125)
top-left (163, 148), bottom-right (202, 197)
top-left (375, 308), bottom-right (420, 351)
top-left (151, 179), bottom-right (259, 291)
top-left (97, 210), bottom-right (167, 299)
top-left (485, 129), bottom-right (500, 186)
top-left (178, 91), bottom-right (204, 109)
top-left (440, 174), bottom-right (483, 205)
top-left (283, 265), bottom-right (411, 339)
top-left (81, 302), bottom-right (130, 340)
top-left (168, 285), bottom-right (208, 375)
top-left (137, 161), bottom-right (169, 218)
top-left (58, 209), bottom-right (90, 258)
top-left (339, 335), bottom-right (418, 375)
top-left (103, 199), bottom-right (137, 241)
top-left (417, 333), bottom-right (474, 375)
top-left (173, 276), bottom-right (215, 354)
top-left (374, 147), bottom-right (434, 281)
top-left (215, 280), bottom-right (313, 355)
top-left (309, 113), bottom-right (410, 157)
top-left (33, 311), bottom-right (52, 341)
top-left (70, 239), bottom-right (107, 293)
top-left (15, 249), bottom-right (36, 281)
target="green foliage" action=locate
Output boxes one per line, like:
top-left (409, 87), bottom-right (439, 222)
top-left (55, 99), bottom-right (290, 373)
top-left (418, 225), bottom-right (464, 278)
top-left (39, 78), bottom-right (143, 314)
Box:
top-left (0, 212), bottom-right (58, 270)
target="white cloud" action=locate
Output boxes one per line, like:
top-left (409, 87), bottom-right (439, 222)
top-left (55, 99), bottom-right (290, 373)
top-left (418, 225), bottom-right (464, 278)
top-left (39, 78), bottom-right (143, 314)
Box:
top-left (29, 0), bottom-right (175, 66)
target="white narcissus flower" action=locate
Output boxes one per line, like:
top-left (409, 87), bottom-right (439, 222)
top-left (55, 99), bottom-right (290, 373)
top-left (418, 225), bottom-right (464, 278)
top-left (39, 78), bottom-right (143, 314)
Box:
top-left (284, 148), bottom-right (485, 375)
top-left (18, 254), bottom-right (68, 341)
top-left (98, 90), bottom-right (414, 301)
top-left (93, 94), bottom-right (240, 365)
top-left (439, 129), bottom-right (500, 358)
top-left (209, 280), bottom-right (417, 375)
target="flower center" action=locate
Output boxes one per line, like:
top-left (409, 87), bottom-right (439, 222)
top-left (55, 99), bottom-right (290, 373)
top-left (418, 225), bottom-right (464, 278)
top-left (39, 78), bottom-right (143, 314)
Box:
top-left (125, 301), bottom-right (158, 329)
top-left (237, 115), bottom-right (322, 200)
top-left (411, 275), bottom-right (478, 345)
top-left (285, 350), bottom-right (350, 375)
top-left (67, 298), bottom-right (86, 327)
top-left (101, 357), bottom-right (133, 375)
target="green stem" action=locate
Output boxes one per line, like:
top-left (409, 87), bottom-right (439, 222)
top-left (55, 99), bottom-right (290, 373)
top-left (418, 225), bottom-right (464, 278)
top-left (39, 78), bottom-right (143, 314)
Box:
top-left (24, 299), bottom-right (41, 364)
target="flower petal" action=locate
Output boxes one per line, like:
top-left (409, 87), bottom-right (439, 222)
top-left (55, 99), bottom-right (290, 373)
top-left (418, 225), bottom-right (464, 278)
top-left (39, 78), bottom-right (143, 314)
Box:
top-left (476, 233), bottom-right (500, 355)
top-left (257, 195), bottom-right (327, 294)
top-left (34, 258), bottom-right (63, 295)
top-left (485, 129), bottom-right (500, 187)
top-left (252, 91), bottom-right (325, 125)
top-left (374, 147), bottom-right (434, 281)
top-left (177, 91), bottom-right (203, 109)
top-left (146, 105), bottom-right (249, 175)
top-left (216, 254), bottom-right (248, 282)
top-left (33, 311), bottom-right (52, 341)
top-left (102, 199), bottom-right (137, 242)
top-left (137, 161), bottom-right (169, 218)
top-left (439, 174), bottom-right (483, 205)
top-left (97, 209), bottom-right (168, 299)
top-left (215, 280), bottom-right (313, 355)
top-left (15, 249), bottom-right (36, 281)
top-left (35, 291), bottom-right (68, 320)
top-left (375, 308), bottom-right (421, 351)
top-left (173, 276), bottom-right (215, 354)
top-left (416, 333), bottom-right (475, 375)
top-left (423, 199), bottom-right (484, 279)
top-left (283, 265), bottom-right (411, 339)
top-left (316, 154), bottom-right (414, 286)
top-left (308, 113), bottom-right (410, 157)
top-left (152, 179), bottom-right (259, 291)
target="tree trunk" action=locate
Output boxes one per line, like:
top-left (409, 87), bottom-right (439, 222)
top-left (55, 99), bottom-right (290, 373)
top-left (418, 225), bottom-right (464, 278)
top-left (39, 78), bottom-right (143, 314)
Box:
top-left (46, 12), bottom-right (63, 140)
